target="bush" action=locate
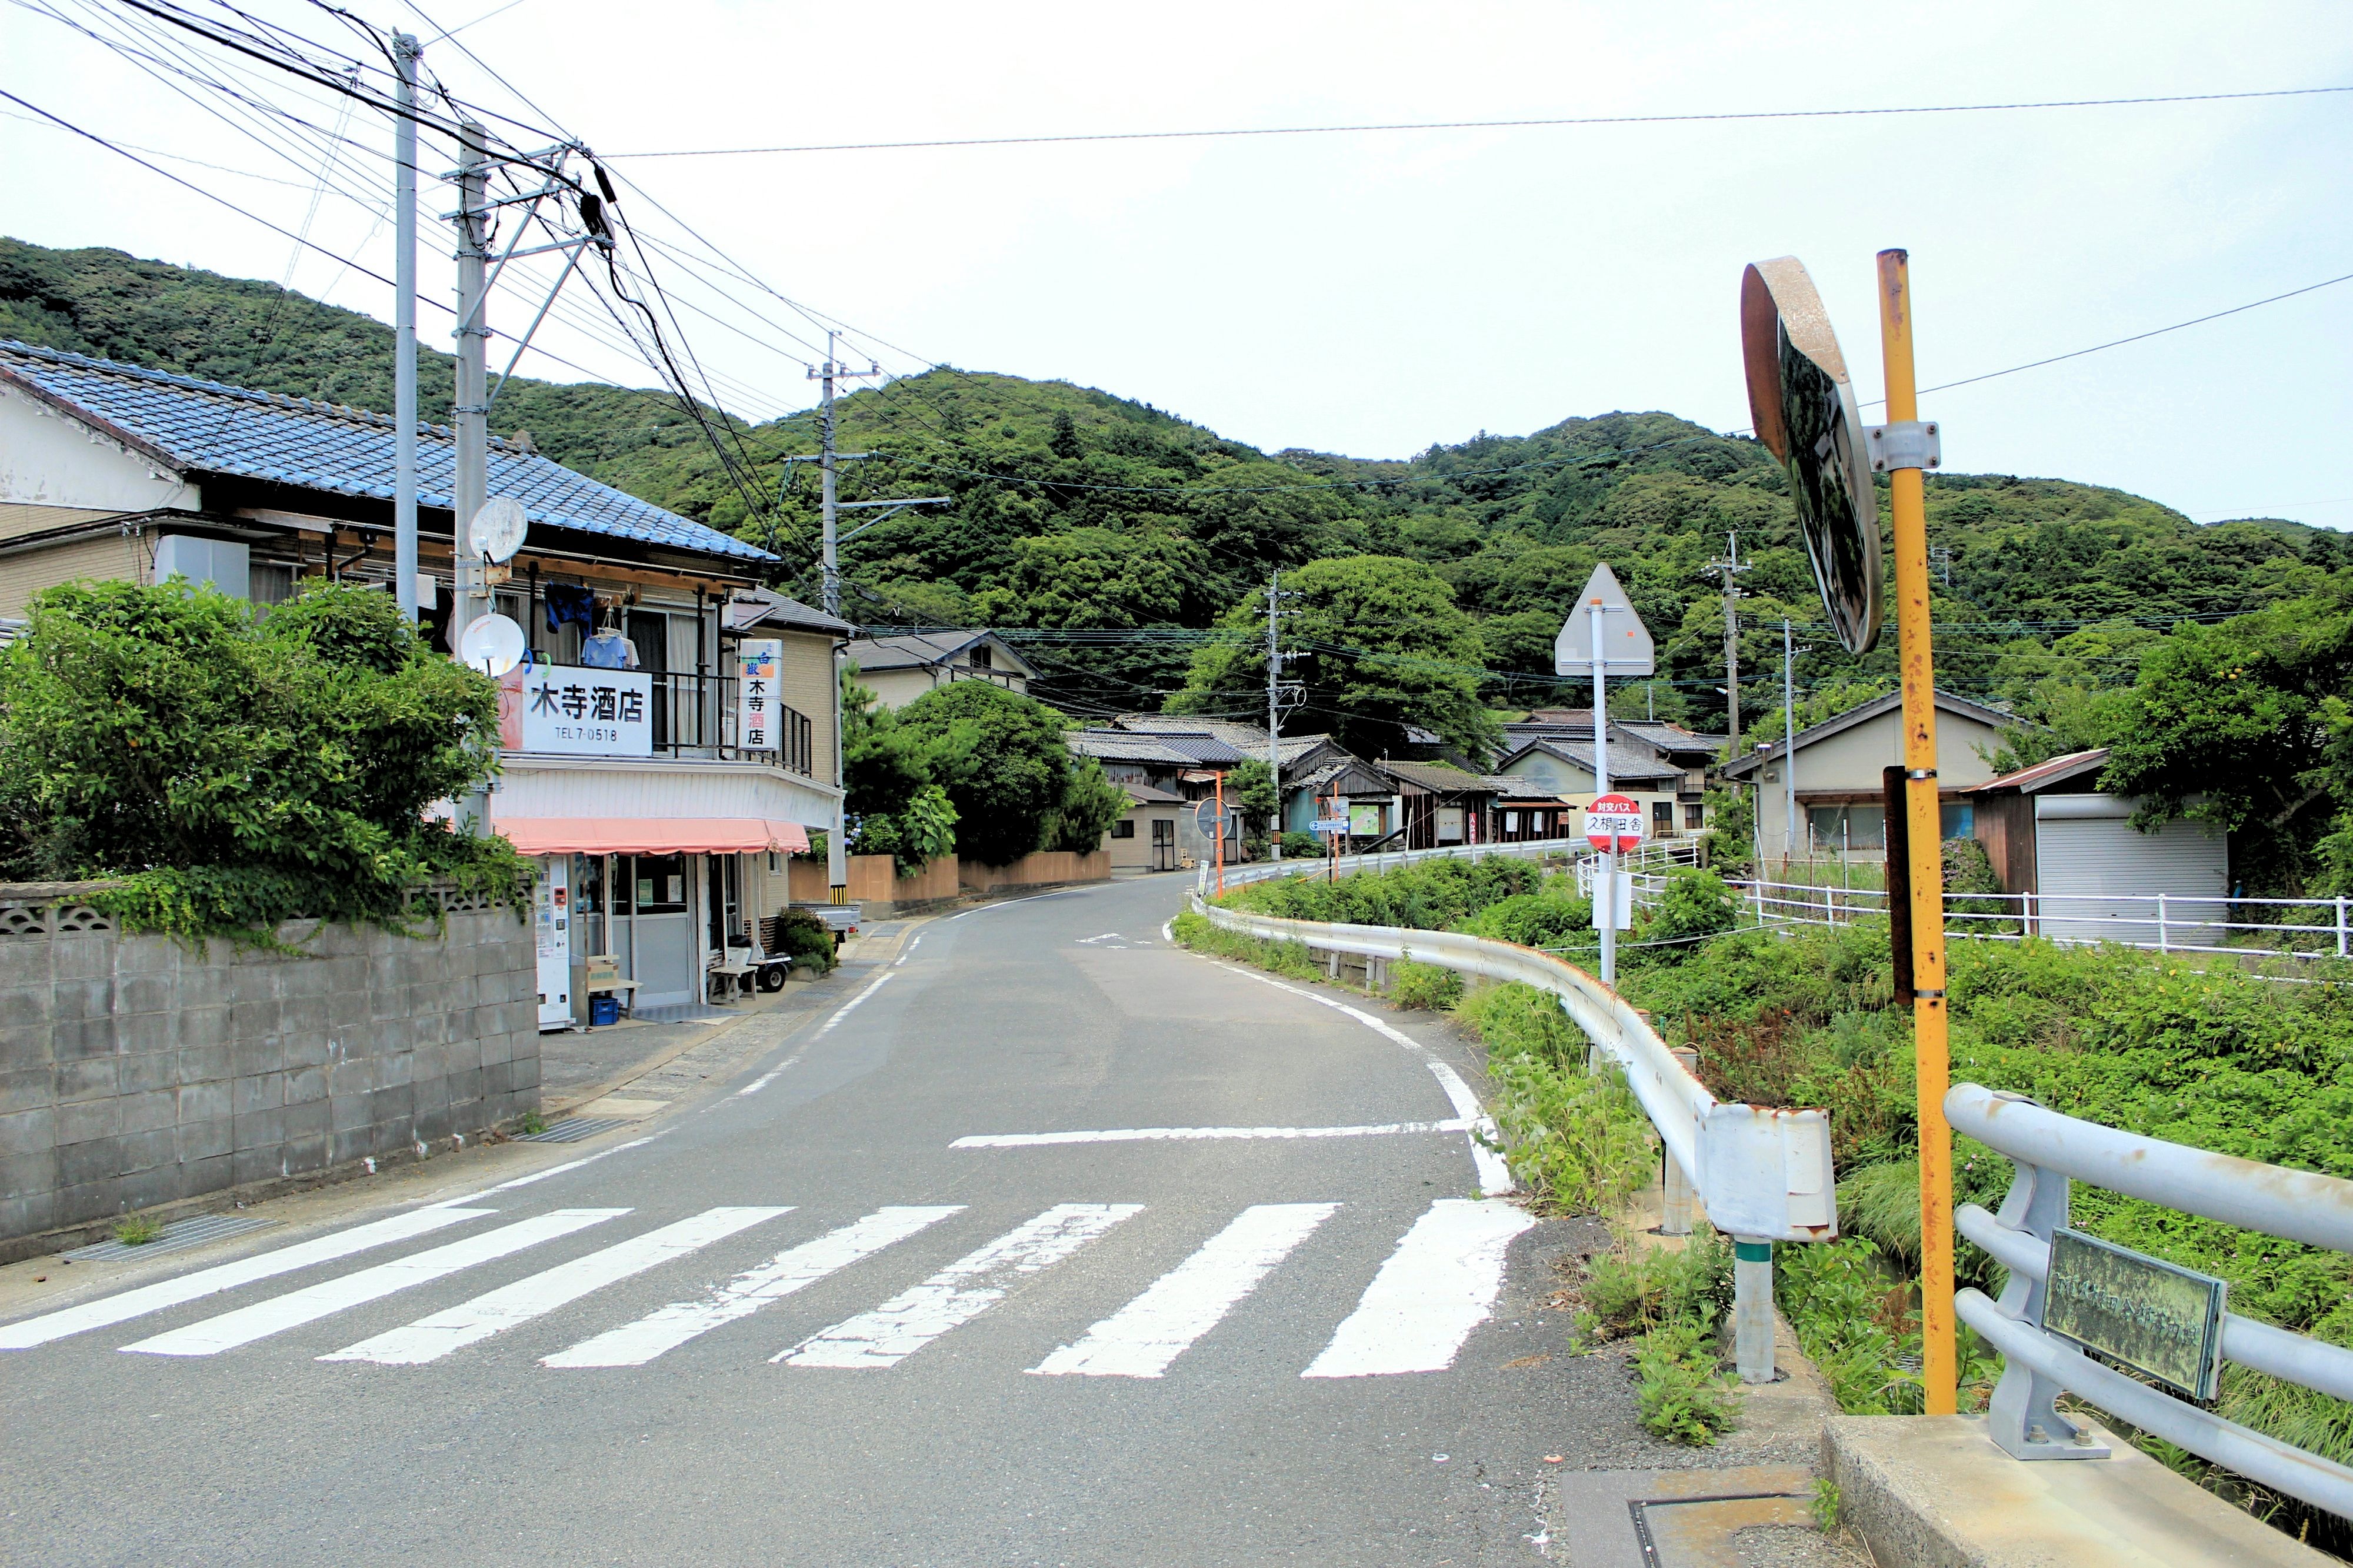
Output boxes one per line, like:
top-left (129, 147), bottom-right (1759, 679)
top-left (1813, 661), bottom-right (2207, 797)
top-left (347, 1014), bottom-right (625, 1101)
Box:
top-left (0, 578), bottom-right (522, 939)
top-left (1459, 980), bottom-right (1655, 1212)
top-left (1460, 888), bottom-right (1592, 948)
top-left (1279, 832), bottom-right (1324, 859)
top-left (1631, 867), bottom-right (1738, 957)
top-left (1387, 957), bottom-right (1461, 1010)
top-left (773, 909), bottom-right (837, 972)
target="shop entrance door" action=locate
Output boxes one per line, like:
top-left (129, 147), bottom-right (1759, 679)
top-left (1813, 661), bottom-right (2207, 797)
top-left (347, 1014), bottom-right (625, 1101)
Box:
top-left (623, 852), bottom-right (694, 1008)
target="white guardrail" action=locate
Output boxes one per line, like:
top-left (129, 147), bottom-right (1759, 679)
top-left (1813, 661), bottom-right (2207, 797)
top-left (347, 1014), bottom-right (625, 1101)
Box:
top-left (1188, 846), bottom-right (1833, 1386)
top-left (1948, 1083), bottom-right (2353, 1516)
top-left (1733, 875), bottom-right (2353, 965)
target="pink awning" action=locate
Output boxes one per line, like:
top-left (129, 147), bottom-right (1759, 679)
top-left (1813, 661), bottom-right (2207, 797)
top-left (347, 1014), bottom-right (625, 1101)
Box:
top-left (494, 816), bottom-right (812, 856)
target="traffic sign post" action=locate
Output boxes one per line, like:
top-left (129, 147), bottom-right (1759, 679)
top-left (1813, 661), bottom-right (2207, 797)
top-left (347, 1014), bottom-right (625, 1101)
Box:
top-left (1557, 563), bottom-right (1654, 987)
top-left (1743, 246), bottom-right (1952, 1414)
top-left (1584, 793), bottom-right (1645, 852)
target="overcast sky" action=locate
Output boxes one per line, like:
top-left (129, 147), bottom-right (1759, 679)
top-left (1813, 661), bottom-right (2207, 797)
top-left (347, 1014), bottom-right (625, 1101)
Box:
top-left (4, 1), bottom-right (2349, 527)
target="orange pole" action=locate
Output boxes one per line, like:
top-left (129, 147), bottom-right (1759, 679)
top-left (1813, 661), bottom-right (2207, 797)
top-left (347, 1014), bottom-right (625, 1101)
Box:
top-left (1215, 770), bottom-right (1226, 897)
top-left (1878, 248), bottom-right (1956, 1416)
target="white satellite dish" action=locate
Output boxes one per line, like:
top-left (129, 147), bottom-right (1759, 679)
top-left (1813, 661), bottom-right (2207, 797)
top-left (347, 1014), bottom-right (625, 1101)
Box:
top-left (457, 612), bottom-right (526, 678)
top-left (468, 496), bottom-right (528, 564)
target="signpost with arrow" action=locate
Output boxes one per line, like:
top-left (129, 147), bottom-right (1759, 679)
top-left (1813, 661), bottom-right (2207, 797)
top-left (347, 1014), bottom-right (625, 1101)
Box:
top-left (1556, 563), bottom-right (1653, 985)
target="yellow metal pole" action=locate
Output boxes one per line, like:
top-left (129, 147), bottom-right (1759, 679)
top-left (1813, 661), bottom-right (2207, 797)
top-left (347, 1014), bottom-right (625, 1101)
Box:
top-left (1877, 248), bottom-right (1955, 1416)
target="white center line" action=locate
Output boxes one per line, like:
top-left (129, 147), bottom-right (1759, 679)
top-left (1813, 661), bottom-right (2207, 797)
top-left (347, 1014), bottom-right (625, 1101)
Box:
top-left (1302, 1199), bottom-right (1535, 1378)
top-left (121, 1209), bottom-right (626, 1357)
top-left (321, 1207), bottom-right (791, 1366)
top-left (781, 1203), bottom-right (1142, 1369)
top-left (951, 1120), bottom-right (1473, 1149)
top-left (815, 969), bottom-right (895, 1036)
top-left (738, 970), bottom-right (900, 1096)
top-left (1031, 1203), bottom-right (1338, 1379)
top-left (544, 1206), bottom-right (962, 1368)
top-left (0, 1206), bottom-right (494, 1352)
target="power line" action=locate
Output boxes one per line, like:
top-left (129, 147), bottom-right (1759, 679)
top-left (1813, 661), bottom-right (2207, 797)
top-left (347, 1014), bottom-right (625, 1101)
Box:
top-left (609, 84), bottom-right (2353, 159)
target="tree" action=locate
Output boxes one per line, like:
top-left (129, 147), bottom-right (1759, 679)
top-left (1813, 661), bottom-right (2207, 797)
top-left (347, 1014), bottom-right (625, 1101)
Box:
top-left (1041, 756), bottom-right (1128, 854)
top-left (1166, 555), bottom-right (1499, 760)
top-left (1228, 757), bottom-right (1279, 841)
top-left (890, 681), bottom-right (1082, 866)
top-left (0, 579), bottom-right (514, 931)
top-left (2099, 588), bottom-right (2353, 893)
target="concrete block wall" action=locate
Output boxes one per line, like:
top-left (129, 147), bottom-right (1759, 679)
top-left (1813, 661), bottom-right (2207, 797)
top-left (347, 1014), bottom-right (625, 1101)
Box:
top-left (0, 888), bottom-right (538, 1243)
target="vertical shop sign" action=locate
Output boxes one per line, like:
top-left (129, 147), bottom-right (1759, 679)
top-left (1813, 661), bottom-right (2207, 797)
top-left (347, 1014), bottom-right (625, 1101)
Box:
top-left (738, 638), bottom-right (781, 752)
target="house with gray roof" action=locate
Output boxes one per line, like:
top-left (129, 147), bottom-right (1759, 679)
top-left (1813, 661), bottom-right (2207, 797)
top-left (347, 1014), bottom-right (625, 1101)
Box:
top-left (0, 340), bottom-right (844, 1019)
top-left (842, 629), bottom-right (1034, 710)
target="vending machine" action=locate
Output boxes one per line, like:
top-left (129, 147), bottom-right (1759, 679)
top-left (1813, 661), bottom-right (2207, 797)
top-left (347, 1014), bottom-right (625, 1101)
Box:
top-left (535, 858), bottom-right (572, 1031)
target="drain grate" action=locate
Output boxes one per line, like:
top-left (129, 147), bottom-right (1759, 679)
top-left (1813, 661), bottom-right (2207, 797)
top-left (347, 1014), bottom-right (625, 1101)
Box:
top-left (518, 1116), bottom-right (631, 1143)
top-left (65, 1212), bottom-right (278, 1263)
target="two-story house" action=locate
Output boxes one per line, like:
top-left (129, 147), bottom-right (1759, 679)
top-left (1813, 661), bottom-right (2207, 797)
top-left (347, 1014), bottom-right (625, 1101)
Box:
top-left (0, 340), bottom-right (846, 1022)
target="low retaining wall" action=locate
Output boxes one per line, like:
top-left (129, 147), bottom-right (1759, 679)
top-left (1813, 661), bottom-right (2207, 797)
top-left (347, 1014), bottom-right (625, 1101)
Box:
top-left (0, 884), bottom-right (538, 1246)
top-left (791, 849), bottom-right (1111, 916)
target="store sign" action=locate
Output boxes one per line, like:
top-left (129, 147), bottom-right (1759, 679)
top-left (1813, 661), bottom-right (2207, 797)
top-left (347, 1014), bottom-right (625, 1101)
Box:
top-left (501, 662), bottom-right (655, 756)
top-left (737, 638), bottom-right (781, 752)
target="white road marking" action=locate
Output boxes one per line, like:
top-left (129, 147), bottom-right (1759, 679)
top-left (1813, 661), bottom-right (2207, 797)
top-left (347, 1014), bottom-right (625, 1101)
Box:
top-left (1302, 1199), bottom-right (1535, 1378)
top-left (951, 1120), bottom-right (1473, 1149)
top-left (1214, 963), bottom-right (1515, 1194)
top-left (781, 1203), bottom-right (1142, 1369)
top-left (0, 1206), bottom-right (494, 1352)
top-left (1159, 919), bottom-right (1175, 943)
top-left (894, 932), bottom-right (925, 966)
top-left (814, 969), bottom-right (894, 1036)
top-left (121, 1210), bottom-right (626, 1357)
top-left (545, 1206), bottom-right (961, 1368)
top-left (430, 1134), bottom-right (664, 1203)
top-left (321, 1207), bottom-right (790, 1366)
top-left (1030, 1203), bottom-right (1338, 1378)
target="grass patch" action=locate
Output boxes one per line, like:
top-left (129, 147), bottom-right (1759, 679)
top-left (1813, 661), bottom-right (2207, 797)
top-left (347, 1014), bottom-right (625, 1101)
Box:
top-left (516, 1109), bottom-right (548, 1136)
top-left (1572, 1228), bottom-right (1741, 1445)
top-left (112, 1212), bottom-right (162, 1246)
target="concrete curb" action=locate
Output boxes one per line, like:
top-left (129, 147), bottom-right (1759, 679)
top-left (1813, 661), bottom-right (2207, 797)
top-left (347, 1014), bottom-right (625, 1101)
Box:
top-left (1823, 1413), bottom-right (2332, 1567)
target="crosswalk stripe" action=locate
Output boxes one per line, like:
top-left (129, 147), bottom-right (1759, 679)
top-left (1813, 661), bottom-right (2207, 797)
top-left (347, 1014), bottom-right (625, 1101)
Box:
top-left (0, 1206), bottom-right (495, 1352)
top-left (781, 1203), bottom-right (1143, 1369)
top-left (543, 1206), bottom-right (962, 1369)
top-left (1029, 1203), bottom-right (1338, 1379)
top-left (319, 1207), bottom-right (791, 1366)
top-left (120, 1209), bottom-right (627, 1357)
top-left (1301, 1199), bottom-right (1535, 1378)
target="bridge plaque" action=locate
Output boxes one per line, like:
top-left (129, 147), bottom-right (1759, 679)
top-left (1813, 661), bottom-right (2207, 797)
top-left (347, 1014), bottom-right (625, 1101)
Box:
top-left (2041, 1227), bottom-right (2228, 1400)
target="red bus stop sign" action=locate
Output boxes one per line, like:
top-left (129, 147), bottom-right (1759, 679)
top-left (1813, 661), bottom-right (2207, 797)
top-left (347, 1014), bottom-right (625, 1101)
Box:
top-left (1584, 793), bottom-right (1645, 853)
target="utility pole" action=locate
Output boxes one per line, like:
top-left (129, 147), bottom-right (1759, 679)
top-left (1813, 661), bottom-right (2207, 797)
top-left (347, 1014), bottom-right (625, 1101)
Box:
top-left (1264, 571), bottom-right (1298, 861)
top-left (451, 119), bottom-right (489, 636)
top-left (809, 330), bottom-right (881, 905)
top-left (1782, 619), bottom-right (1799, 869)
top-left (1704, 532), bottom-right (1752, 755)
top-left (392, 33), bottom-right (419, 620)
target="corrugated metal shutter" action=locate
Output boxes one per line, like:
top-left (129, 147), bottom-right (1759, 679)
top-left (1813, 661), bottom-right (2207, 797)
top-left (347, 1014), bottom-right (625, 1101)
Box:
top-left (2034, 802), bottom-right (2227, 945)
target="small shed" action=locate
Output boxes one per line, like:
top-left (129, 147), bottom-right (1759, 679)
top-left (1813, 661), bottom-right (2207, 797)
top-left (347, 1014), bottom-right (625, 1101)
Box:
top-left (1970, 749), bottom-right (2228, 944)
top-left (1105, 781), bottom-right (1185, 872)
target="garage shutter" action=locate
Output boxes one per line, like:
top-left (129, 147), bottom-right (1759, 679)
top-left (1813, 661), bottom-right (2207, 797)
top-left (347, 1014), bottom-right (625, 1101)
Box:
top-left (2034, 797), bottom-right (2227, 945)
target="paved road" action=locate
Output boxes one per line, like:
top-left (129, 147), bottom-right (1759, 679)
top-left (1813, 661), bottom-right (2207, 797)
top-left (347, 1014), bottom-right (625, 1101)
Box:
top-left (1, 875), bottom-right (1695, 1566)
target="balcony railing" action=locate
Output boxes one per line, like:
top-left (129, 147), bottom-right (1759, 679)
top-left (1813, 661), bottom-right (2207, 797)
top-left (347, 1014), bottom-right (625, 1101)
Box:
top-left (509, 664), bottom-right (818, 775)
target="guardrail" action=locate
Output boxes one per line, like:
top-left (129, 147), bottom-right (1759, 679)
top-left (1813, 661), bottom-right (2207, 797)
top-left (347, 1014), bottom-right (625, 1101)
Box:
top-left (1732, 875), bottom-right (2353, 964)
top-left (1211, 835), bottom-right (1704, 897)
top-left (1947, 1082), bottom-right (2353, 1516)
top-left (1189, 886), bottom-right (1837, 1384)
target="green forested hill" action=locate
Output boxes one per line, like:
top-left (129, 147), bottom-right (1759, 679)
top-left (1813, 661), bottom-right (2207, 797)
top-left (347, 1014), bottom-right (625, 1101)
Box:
top-left (6, 235), bottom-right (2343, 738)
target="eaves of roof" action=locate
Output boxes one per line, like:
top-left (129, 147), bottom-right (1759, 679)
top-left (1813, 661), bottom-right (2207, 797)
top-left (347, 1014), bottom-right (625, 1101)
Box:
top-left (1719, 688), bottom-right (2021, 779)
top-left (0, 341), bottom-right (774, 565)
top-left (1972, 748), bottom-right (2112, 795)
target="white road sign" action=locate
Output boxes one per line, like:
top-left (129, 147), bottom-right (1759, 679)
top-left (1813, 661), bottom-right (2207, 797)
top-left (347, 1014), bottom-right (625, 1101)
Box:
top-left (1554, 563), bottom-right (1654, 676)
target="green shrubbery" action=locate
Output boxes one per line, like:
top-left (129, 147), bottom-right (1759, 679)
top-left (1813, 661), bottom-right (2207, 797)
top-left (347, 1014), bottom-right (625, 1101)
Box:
top-left (0, 579), bottom-right (525, 940)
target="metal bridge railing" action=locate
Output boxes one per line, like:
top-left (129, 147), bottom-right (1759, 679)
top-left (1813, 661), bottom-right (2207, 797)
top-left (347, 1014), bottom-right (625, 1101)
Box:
top-left (1947, 1082), bottom-right (2353, 1516)
top-left (1189, 886), bottom-right (1835, 1384)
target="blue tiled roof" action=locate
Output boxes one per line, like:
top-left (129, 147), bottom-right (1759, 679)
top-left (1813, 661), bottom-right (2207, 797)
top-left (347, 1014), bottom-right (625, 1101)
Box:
top-left (0, 341), bottom-right (775, 563)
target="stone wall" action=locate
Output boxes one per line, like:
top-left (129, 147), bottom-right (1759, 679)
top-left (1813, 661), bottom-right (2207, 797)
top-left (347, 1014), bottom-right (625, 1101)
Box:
top-left (0, 883), bottom-right (538, 1245)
